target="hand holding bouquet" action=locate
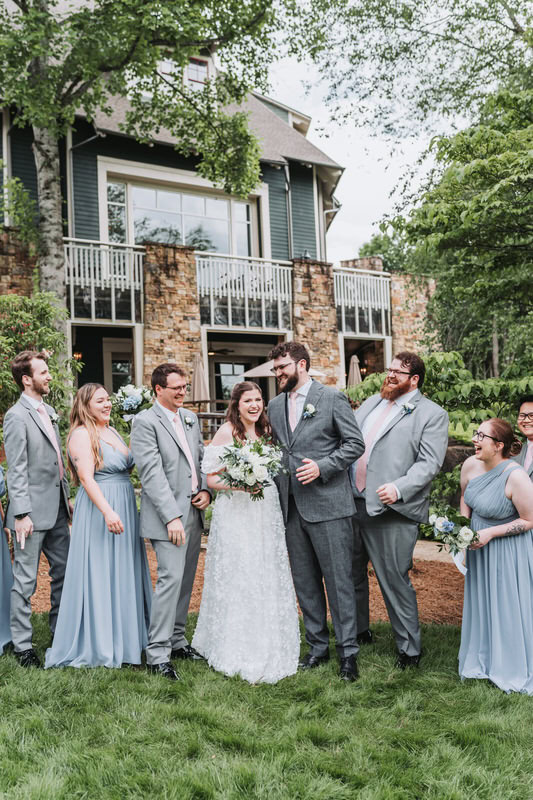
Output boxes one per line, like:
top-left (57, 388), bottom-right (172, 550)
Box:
top-left (427, 509), bottom-right (479, 556)
top-left (219, 436), bottom-right (286, 501)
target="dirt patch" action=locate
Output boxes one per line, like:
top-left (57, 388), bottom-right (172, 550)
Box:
top-left (31, 540), bottom-right (464, 625)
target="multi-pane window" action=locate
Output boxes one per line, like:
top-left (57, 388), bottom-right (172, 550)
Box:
top-left (186, 58), bottom-right (208, 89)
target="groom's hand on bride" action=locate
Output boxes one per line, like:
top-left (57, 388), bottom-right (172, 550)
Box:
top-left (296, 458), bottom-right (320, 485)
top-left (167, 517), bottom-right (186, 546)
top-left (191, 490), bottom-right (210, 510)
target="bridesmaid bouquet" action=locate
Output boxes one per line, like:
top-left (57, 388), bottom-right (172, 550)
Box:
top-left (428, 509), bottom-right (479, 556)
top-left (219, 437), bottom-right (286, 501)
top-left (112, 384), bottom-right (153, 423)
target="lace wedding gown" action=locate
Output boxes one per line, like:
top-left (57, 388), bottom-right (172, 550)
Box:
top-left (192, 444), bottom-right (300, 683)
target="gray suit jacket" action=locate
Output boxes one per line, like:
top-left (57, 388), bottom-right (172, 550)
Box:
top-left (268, 380), bottom-right (365, 524)
top-left (3, 395), bottom-right (70, 530)
top-left (355, 390), bottom-right (449, 522)
top-left (130, 404), bottom-right (208, 541)
top-left (513, 442), bottom-right (533, 480)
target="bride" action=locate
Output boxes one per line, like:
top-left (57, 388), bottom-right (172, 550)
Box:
top-left (192, 381), bottom-right (300, 683)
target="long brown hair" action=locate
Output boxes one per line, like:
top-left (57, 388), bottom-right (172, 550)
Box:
top-left (67, 383), bottom-right (106, 485)
top-left (226, 381), bottom-right (271, 442)
top-left (486, 418), bottom-right (522, 458)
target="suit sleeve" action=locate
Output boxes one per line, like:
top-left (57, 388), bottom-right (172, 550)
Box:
top-left (0, 466), bottom-right (5, 498)
top-left (393, 409), bottom-right (449, 502)
top-left (130, 414), bottom-right (182, 524)
top-left (3, 411), bottom-right (32, 517)
top-left (316, 391), bottom-right (366, 483)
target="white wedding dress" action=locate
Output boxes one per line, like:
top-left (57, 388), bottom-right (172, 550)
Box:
top-left (192, 444), bottom-right (300, 683)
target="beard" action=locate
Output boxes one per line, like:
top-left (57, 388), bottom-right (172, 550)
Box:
top-left (31, 379), bottom-right (49, 397)
top-left (380, 379), bottom-right (408, 401)
top-left (279, 372), bottom-right (299, 393)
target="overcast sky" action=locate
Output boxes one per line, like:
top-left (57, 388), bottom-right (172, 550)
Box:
top-left (269, 59), bottom-right (427, 266)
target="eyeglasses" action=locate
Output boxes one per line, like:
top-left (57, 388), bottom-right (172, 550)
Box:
top-left (472, 431), bottom-right (501, 443)
top-left (386, 368), bottom-right (412, 377)
top-left (167, 384), bottom-right (190, 394)
top-left (271, 361), bottom-right (297, 375)
top-left (518, 412), bottom-right (533, 422)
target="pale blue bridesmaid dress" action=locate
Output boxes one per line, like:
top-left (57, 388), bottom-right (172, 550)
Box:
top-left (0, 467), bottom-right (13, 655)
top-left (459, 461), bottom-right (533, 693)
top-left (45, 437), bottom-right (152, 668)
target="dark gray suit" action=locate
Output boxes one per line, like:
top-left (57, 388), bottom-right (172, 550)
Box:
top-left (268, 380), bottom-right (365, 658)
top-left (352, 390), bottom-right (448, 656)
top-left (3, 395), bottom-right (70, 651)
top-left (514, 443), bottom-right (533, 480)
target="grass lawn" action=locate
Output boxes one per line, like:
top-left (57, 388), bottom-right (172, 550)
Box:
top-left (1, 616), bottom-right (533, 800)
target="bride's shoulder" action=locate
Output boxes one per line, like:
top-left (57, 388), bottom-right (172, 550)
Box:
top-left (210, 422), bottom-right (236, 447)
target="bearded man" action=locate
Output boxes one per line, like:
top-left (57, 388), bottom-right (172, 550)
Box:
top-left (351, 351), bottom-right (448, 668)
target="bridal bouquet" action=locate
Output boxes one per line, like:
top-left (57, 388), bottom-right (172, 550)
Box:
top-left (427, 509), bottom-right (479, 556)
top-left (112, 384), bottom-right (153, 422)
top-left (219, 436), bottom-right (286, 501)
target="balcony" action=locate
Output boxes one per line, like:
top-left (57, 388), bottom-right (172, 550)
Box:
top-left (196, 252), bottom-right (292, 330)
top-left (64, 238), bottom-right (144, 323)
top-left (334, 267), bottom-right (391, 337)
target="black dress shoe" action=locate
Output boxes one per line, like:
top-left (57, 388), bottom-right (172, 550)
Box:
top-left (339, 654), bottom-right (359, 682)
top-left (16, 648), bottom-right (42, 668)
top-left (298, 652), bottom-right (330, 670)
top-left (356, 629), bottom-right (373, 645)
top-left (147, 661), bottom-right (180, 680)
top-left (171, 644), bottom-right (204, 661)
top-left (395, 652), bottom-right (421, 670)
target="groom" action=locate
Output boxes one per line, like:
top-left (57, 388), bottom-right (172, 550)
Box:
top-left (268, 341), bottom-right (365, 681)
top-left (131, 362), bottom-right (210, 680)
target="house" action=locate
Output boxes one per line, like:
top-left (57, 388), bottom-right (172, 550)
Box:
top-left (1, 54), bottom-right (417, 406)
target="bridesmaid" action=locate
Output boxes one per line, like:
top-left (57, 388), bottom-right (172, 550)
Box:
top-left (46, 384), bottom-right (152, 668)
top-left (0, 465), bottom-right (13, 655)
top-left (459, 418), bottom-right (533, 693)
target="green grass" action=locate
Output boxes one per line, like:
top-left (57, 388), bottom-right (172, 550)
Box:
top-left (1, 617), bottom-right (533, 799)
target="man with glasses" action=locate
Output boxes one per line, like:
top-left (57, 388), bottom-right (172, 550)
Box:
top-left (515, 396), bottom-right (533, 480)
top-left (351, 351), bottom-right (448, 669)
top-left (267, 341), bottom-right (365, 682)
top-left (131, 362), bottom-right (211, 680)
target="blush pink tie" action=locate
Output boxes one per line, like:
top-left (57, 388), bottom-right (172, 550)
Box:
top-left (37, 404), bottom-right (64, 479)
top-left (173, 413), bottom-right (199, 492)
top-left (289, 391), bottom-right (299, 432)
top-left (354, 400), bottom-right (395, 492)
top-left (525, 442), bottom-right (533, 472)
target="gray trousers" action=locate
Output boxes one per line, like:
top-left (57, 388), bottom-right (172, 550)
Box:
top-left (147, 506), bottom-right (202, 665)
top-left (286, 496), bottom-right (358, 658)
top-left (353, 499), bottom-right (421, 656)
top-left (11, 498), bottom-right (70, 652)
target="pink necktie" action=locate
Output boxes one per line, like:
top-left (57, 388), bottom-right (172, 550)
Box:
top-left (37, 404), bottom-right (64, 479)
top-left (173, 414), bottom-right (198, 492)
top-left (354, 400), bottom-right (395, 492)
top-left (289, 392), bottom-right (299, 432)
top-left (525, 442), bottom-right (533, 471)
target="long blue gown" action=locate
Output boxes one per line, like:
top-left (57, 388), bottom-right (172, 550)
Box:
top-left (45, 439), bottom-right (152, 668)
top-left (0, 467), bottom-right (13, 655)
top-left (459, 461), bottom-right (533, 693)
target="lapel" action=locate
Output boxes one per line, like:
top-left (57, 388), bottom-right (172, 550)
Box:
top-left (179, 408), bottom-right (195, 454)
top-left (20, 395), bottom-right (56, 448)
top-left (153, 402), bottom-right (183, 454)
top-left (521, 443), bottom-right (533, 478)
top-left (374, 389), bottom-right (423, 444)
top-left (290, 380), bottom-right (323, 446)
top-left (271, 393), bottom-right (290, 446)
top-left (356, 394), bottom-right (383, 429)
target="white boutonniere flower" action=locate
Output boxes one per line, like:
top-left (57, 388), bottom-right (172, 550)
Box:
top-left (402, 402), bottom-right (415, 415)
top-left (302, 403), bottom-right (316, 420)
top-left (49, 410), bottom-right (59, 425)
top-left (184, 416), bottom-right (194, 429)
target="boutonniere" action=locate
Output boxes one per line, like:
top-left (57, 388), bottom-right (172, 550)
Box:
top-left (302, 403), bottom-right (316, 420)
top-left (49, 410), bottom-right (59, 425)
top-left (183, 415), bottom-right (194, 429)
top-left (401, 402), bottom-right (415, 415)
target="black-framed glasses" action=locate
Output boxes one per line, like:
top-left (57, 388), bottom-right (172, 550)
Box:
top-left (386, 368), bottom-right (412, 377)
top-left (472, 430), bottom-right (501, 443)
top-left (168, 384), bottom-right (191, 394)
top-left (271, 360), bottom-right (297, 375)
top-left (518, 412), bottom-right (533, 422)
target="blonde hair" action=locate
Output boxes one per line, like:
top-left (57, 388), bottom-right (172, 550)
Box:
top-left (67, 383), bottom-right (106, 485)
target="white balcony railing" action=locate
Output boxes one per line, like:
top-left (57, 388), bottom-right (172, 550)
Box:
top-left (334, 267), bottom-right (391, 337)
top-left (196, 251), bottom-right (292, 330)
top-left (64, 238), bottom-right (144, 323)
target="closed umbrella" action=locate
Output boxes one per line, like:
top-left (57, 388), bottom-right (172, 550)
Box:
top-left (190, 352), bottom-right (210, 402)
top-left (347, 354), bottom-right (362, 387)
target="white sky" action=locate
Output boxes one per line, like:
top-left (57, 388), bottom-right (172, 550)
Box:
top-left (268, 59), bottom-right (428, 266)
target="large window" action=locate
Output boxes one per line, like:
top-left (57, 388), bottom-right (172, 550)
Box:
top-left (107, 181), bottom-right (252, 256)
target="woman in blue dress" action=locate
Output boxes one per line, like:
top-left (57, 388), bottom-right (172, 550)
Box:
top-left (459, 418), bottom-right (533, 693)
top-left (0, 465), bottom-right (13, 655)
top-left (46, 384), bottom-right (152, 669)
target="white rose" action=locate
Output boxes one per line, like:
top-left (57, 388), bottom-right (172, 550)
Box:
top-left (228, 465), bottom-right (243, 480)
top-left (459, 527), bottom-right (474, 544)
top-left (245, 472), bottom-right (256, 486)
top-left (122, 384), bottom-right (136, 396)
top-left (253, 465), bottom-right (268, 482)
top-left (429, 514), bottom-right (437, 525)
top-left (434, 516), bottom-right (448, 532)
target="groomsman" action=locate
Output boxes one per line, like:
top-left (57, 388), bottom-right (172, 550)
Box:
top-left (515, 396), bottom-right (533, 480)
top-left (351, 351), bottom-right (448, 668)
top-left (131, 362), bottom-right (210, 680)
top-left (3, 351), bottom-right (71, 667)
top-left (268, 341), bottom-right (365, 682)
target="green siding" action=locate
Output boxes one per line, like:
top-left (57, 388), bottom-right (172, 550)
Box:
top-left (261, 164), bottom-right (289, 261)
top-left (290, 162), bottom-right (316, 259)
top-left (257, 98), bottom-right (289, 123)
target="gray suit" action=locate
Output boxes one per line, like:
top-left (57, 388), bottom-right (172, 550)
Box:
top-left (131, 403), bottom-right (208, 665)
top-left (514, 442), bottom-right (533, 480)
top-left (3, 395), bottom-right (70, 651)
top-left (268, 380), bottom-right (365, 658)
top-left (352, 390), bottom-right (448, 656)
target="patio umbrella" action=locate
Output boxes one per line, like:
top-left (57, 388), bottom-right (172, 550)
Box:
top-left (190, 352), bottom-right (211, 402)
top-left (347, 354), bottom-right (362, 387)
top-left (241, 360), bottom-right (326, 378)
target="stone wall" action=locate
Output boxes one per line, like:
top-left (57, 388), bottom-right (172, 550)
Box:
top-left (292, 258), bottom-right (341, 385)
top-left (142, 244), bottom-right (203, 383)
top-left (0, 229), bottom-right (34, 297)
top-left (391, 273), bottom-right (435, 354)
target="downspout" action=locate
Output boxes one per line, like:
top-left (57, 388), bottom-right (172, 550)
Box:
top-left (284, 163), bottom-right (293, 260)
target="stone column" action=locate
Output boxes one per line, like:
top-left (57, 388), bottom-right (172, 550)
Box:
top-left (292, 258), bottom-right (341, 386)
top-left (0, 229), bottom-right (35, 297)
top-left (142, 244), bottom-right (203, 384)
top-left (391, 273), bottom-right (436, 354)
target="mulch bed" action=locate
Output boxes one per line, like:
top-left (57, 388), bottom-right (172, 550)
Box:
top-left (31, 544), bottom-right (464, 625)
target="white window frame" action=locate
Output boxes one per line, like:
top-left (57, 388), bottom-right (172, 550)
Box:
top-left (186, 56), bottom-right (210, 88)
top-left (102, 336), bottom-right (134, 394)
top-left (98, 156), bottom-right (271, 259)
